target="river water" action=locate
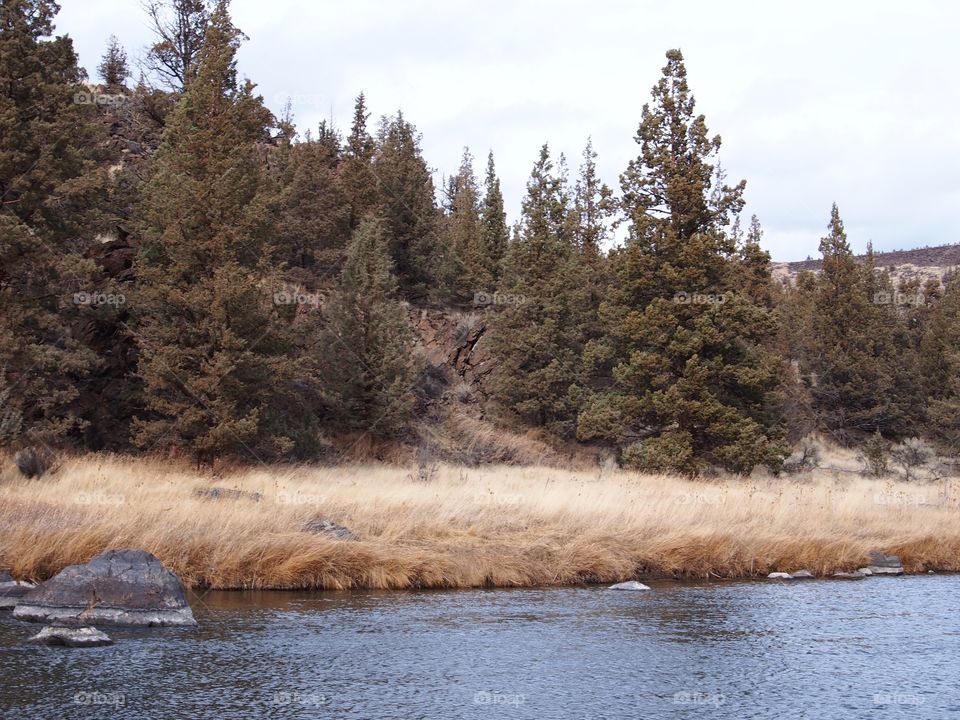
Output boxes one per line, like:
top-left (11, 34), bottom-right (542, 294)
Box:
top-left (1, 575), bottom-right (957, 719)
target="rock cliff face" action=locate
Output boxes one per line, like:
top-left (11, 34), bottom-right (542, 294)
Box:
top-left (412, 309), bottom-right (494, 409)
top-left (772, 244), bottom-right (959, 288)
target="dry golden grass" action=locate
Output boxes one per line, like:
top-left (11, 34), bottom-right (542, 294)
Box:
top-left (1, 453), bottom-right (958, 589)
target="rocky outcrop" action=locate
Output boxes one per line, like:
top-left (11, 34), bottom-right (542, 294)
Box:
top-left (608, 581), bottom-right (651, 591)
top-left (302, 519), bottom-right (355, 540)
top-left (28, 626), bottom-right (113, 648)
top-left (13, 549), bottom-right (196, 627)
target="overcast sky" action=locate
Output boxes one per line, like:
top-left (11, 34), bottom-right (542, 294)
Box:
top-left (57, 0), bottom-right (959, 261)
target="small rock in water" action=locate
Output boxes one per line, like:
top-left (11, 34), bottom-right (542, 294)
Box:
top-left (857, 567), bottom-right (874, 576)
top-left (767, 572), bottom-right (792, 579)
top-left (302, 519), bottom-right (355, 540)
top-left (0, 578), bottom-right (37, 609)
top-left (29, 626), bottom-right (113, 648)
top-left (832, 571), bottom-right (866, 580)
top-left (607, 581), bottom-right (651, 591)
top-left (789, 570), bottom-right (815, 579)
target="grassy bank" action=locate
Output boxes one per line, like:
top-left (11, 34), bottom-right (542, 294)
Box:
top-left (1, 454), bottom-right (959, 589)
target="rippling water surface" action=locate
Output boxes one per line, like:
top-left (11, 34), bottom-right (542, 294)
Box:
top-left (2, 575), bottom-right (958, 719)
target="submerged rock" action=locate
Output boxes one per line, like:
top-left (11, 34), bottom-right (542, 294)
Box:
top-left (0, 578), bottom-right (37, 609)
top-left (29, 626), bottom-right (113, 648)
top-left (767, 572), bottom-right (792, 579)
top-left (608, 581), bottom-right (651, 591)
top-left (832, 571), bottom-right (867, 580)
top-left (13, 549), bottom-right (196, 627)
top-left (302, 519), bottom-right (355, 540)
top-left (789, 570), bottom-right (815, 579)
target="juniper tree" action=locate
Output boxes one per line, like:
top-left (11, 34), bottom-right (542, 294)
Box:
top-left (339, 93), bottom-right (379, 231)
top-left (920, 275), bottom-right (960, 454)
top-left (577, 49), bottom-right (786, 474)
top-left (132, 3), bottom-right (303, 462)
top-left (0, 0), bottom-right (112, 444)
top-left (318, 216), bottom-right (419, 436)
top-left (372, 111), bottom-right (440, 299)
top-left (444, 147), bottom-right (489, 299)
top-left (479, 151), bottom-right (509, 285)
top-left (488, 145), bottom-right (597, 438)
top-left (98, 34), bottom-right (129, 88)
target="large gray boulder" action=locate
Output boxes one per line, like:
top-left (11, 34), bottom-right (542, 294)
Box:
top-left (13, 549), bottom-right (196, 627)
top-left (29, 626), bottom-right (113, 648)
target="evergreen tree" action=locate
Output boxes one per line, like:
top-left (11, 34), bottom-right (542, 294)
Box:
top-left (920, 275), bottom-right (960, 454)
top-left (0, 0), bottom-right (112, 444)
top-left (479, 151), bottom-right (509, 285)
top-left (97, 34), bottom-right (129, 88)
top-left (488, 145), bottom-right (593, 437)
top-left (339, 92), bottom-right (378, 230)
top-left (572, 138), bottom-right (613, 263)
top-left (372, 111), bottom-right (440, 298)
top-left (319, 216), bottom-right (420, 436)
top-left (273, 120), bottom-right (351, 276)
top-left (578, 49), bottom-right (786, 474)
top-left (444, 147), bottom-right (489, 299)
top-left (132, 3), bottom-right (303, 462)
top-left (805, 206), bottom-right (905, 442)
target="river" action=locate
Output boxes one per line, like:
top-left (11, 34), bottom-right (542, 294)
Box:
top-left (1, 574), bottom-right (957, 719)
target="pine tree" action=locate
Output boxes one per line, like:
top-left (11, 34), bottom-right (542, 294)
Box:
top-left (0, 0), bottom-right (112, 445)
top-left (572, 138), bottom-right (613, 263)
top-left (479, 151), bottom-right (509, 285)
top-left (97, 34), bottom-right (129, 88)
top-left (578, 49), bottom-right (786, 474)
top-left (318, 216), bottom-right (420, 436)
top-left (132, 3), bottom-right (303, 463)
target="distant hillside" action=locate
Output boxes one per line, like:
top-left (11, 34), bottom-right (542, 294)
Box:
top-left (772, 244), bottom-right (960, 287)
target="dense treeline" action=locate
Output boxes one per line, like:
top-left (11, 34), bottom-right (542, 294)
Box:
top-left (1, 0), bottom-right (958, 472)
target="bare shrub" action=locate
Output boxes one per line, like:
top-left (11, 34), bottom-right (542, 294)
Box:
top-left (890, 438), bottom-right (935, 482)
top-left (14, 446), bottom-right (54, 479)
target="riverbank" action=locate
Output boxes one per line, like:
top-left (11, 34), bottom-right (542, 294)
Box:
top-left (1, 454), bottom-right (958, 589)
